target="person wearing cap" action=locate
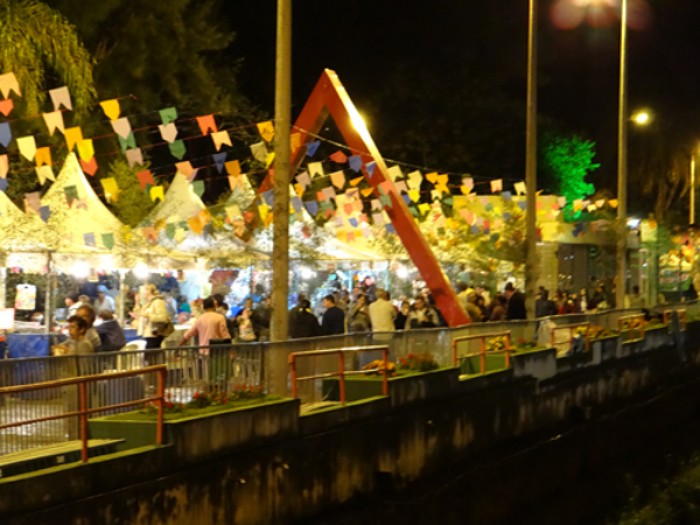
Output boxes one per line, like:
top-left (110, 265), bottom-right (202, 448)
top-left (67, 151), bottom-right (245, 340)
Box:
top-left (95, 285), bottom-right (116, 313)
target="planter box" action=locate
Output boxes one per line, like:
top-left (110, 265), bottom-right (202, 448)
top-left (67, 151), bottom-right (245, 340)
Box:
top-left (591, 335), bottom-right (620, 364)
top-left (643, 325), bottom-right (673, 352)
top-left (460, 354), bottom-right (509, 376)
top-left (511, 347), bottom-right (556, 380)
top-left (322, 367), bottom-right (459, 407)
top-left (89, 398), bottom-right (299, 463)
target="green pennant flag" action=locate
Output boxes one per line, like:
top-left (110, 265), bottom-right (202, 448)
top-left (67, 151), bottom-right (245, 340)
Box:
top-left (409, 205), bottom-right (419, 217)
top-left (166, 223), bottom-right (176, 239)
top-left (179, 220), bottom-right (188, 231)
top-left (379, 194), bottom-right (392, 208)
top-left (101, 232), bottom-right (115, 249)
top-left (192, 180), bottom-right (205, 197)
top-left (169, 140), bottom-right (186, 159)
top-left (117, 132), bottom-right (137, 153)
top-left (64, 185), bottom-right (79, 206)
top-left (159, 107), bottom-right (178, 124)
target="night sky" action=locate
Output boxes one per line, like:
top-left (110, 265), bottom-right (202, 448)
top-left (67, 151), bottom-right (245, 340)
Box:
top-left (226, 1), bottom-right (700, 196)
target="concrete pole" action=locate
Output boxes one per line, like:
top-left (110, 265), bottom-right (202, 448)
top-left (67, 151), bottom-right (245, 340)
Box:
top-left (690, 154), bottom-right (696, 225)
top-left (615, 0), bottom-right (628, 309)
top-left (525, 0), bottom-right (538, 318)
top-left (269, 0), bottom-right (292, 395)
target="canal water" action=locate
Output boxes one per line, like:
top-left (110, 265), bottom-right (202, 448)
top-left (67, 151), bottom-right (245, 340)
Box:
top-left (309, 378), bottom-right (700, 525)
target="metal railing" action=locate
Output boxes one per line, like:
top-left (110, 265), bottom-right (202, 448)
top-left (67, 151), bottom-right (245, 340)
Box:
top-left (550, 322), bottom-right (590, 356)
top-left (618, 314), bottom-right (647, 340)
top-left (0, 365), bottom-right (166, 461)
top-left (288, 345), bottom-right (389, 405)
top-left (663, 308), bottom-right (687, 330)
top-left (451, 331), bottom-right (512, 374)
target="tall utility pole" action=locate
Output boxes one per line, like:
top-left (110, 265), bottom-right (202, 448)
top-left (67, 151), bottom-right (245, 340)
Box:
top-left (525, 0), bottom-right (538, 318)
top-left (271, 0), bottom-right (291, 343)
top-left (615, 0), bottom-right (629, 309)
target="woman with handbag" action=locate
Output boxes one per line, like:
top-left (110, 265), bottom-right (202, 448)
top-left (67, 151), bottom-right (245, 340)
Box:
top-left (138, 284), bottom-right (171, 349)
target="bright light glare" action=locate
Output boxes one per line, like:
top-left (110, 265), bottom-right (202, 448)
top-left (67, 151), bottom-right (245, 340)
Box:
top-left (71, 261), bottom-right (90, 279)
top-left (396, 265), bottom-right (409, 280)
top-left (348, 106), bottom-right (370, 139)
top-left (134, 263), bottom-right (150, 279)
top-left (627, 218), bottom-right (641, 228)
top-left (300, 267), bottom-right (315, 280)
top-left (631, 110), bottom-right (651, 126)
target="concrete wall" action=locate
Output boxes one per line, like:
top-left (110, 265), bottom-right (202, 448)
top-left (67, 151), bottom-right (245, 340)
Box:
top-left (2, 326), bottom-right (699, 525)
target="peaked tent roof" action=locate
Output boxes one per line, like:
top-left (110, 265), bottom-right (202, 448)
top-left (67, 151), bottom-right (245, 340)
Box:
top-left (40, 153), bottom-right (126, 253)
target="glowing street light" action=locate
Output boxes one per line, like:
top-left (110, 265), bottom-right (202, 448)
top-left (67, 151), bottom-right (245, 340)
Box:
top-left (631, 109), bottom-right (651, 126)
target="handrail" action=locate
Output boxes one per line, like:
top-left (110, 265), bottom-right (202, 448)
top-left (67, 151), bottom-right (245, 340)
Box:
top-left (451, 332), bottom-right (512, 374)
top-left (663, 308), bottom-right (687, 330)
top-left (618, 314), bottom-right (646, 339)
top-left (288, 345), bottom-right (389, 404)
top-left (0, 365), bottom-right (167, 463)
top-left (550, 322), bottom-right (590, 354)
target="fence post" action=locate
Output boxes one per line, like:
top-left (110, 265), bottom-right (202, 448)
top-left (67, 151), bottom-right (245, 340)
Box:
top-left (381, 347), bottom-right (388, 397)
top-left (337, 351), bottom-right (346, 405)
top-left (156, 368), bottom-right (165, 445)
top-left (79, 381), bottom-right (88, 462)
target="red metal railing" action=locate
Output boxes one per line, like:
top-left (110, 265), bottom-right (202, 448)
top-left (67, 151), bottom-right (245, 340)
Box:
top-left (288, 345), bottom-right (390, 405)
top-left (0, 365), bottom-right (167, 463)
top-left (451, 332), bottom-right (512, 374)
top-left (550, 322), bottom-right (591, 354)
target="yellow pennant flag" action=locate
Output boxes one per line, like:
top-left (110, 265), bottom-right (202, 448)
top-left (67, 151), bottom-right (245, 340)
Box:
top-left (149, 185), bottom-right (164, 202)
top-left (101, 177), bottom-right (120, 202)
top-left (257, 121), bottom-right (275, 142)
top-left (258, 203), bottom-right (269, 222)
top-left (361, 187), bottom-right (374, 198)
top-left (349, 176), bottom-right (364, 187)
top-left (290, 132), bottom-right (301, 152)
top-left (225, 160), bottom-right (241, 177)
top-left (99, 99), bottom-right (120, 120)
top-left (77, 139), bottom-right (94, 161)
top-left (64, 127), bottom-right (83, 152)
top-left (35, 147), bottom-right (52, 167)
top-left (408, 189), bottom-right (421, 202)
top-left (418, 203), bottom-right (431, 215)
top-left (265, 152), bottom-right (275, 168)
top-left (35, 165), bottom-right (55, 185)
top-left (16, 136), bottom-right (36, 162)
top-left (188, 215), bottom-right (204, 235)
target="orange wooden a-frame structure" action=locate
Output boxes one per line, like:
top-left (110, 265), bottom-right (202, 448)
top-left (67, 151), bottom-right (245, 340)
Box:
top-left (261, 69), bottom-right (469, 326)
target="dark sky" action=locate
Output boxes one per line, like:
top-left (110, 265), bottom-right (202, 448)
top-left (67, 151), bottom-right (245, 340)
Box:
top-left (225, 1), bottom-right (700, 191)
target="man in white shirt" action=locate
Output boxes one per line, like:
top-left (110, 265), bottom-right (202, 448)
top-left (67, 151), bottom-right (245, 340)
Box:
top-left (95, 285), bottom-right (116, 313)
top-left (368, 288), bottom-right (396, 333)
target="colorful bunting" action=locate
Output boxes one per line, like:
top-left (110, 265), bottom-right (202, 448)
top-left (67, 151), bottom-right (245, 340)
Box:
top-left (211, 130), bottom-right (232, 151)
top-left (0, 72), bottom-right (20, 98)
top-left (0, 155), bottom-right (7, 178)
top-left (250, 141), bottom-right (267, 163)
top-left (257, 121), bottom-right (274, 142)
top-left (77, 139), bottom-right (94, 161)
top-left (159, 107), bottom-right (178, 124)
top-left (0, 122), bottom-right (12, 148)
top-left (0, 98), bottom-right (13, 116)
top-left (35, 147), bottom-right (51, 167)
top-left (64, 127), bottom-right (83, 151)
top-left (100, 177), bottom-right (119, 202)
top-left (42, 111), bottom-right (64, 136)
top-left (80, 157), bottom-right (98, 176)
top-left (16, 136), bottom-right (36, 162)
top-left (35, 165), bottom-right (55, 185)
top-left (99, 99), bottom-right (120, 120)
top-left (330, 150), bottom-right (348, 164)
top-left (306, 140), bottom-right (320, 157)
top-left (49, 86), bottom-right (71, 111)
top-left (225, 160), bottom-right (241, 177)
top-left (169, 140), bottom-right (186, 159)
top-left (64, 185), bottom-right (78, 206)
top-left (308, 161), bottom-right (324, 178)
top-left (101, 233), bottom-right (115, 249)
top-left (125, 148), bottom-right (144, 168)
top-left (490, 179), bottom-right (503, 193)
top-left (149, 185), bottom-right (164, 202)
top-left (137, 170), bottom-right (155, 190)
top-left (196, 115), bottom-right (217, 136)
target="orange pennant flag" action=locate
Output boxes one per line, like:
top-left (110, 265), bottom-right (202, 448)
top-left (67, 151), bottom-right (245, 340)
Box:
top-left (196, 114), bottom-right (217, 136)
top-left (64, 127), bottom-right (83, 151)
top-left (35, 147), bottom-right (52, 167)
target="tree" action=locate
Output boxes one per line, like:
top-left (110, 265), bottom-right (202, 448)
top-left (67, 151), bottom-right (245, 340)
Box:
top-left (539, 132), bottom-right (599, 221)
top-left (0, 0), bottom-right (96, 116)
top-left (46, 0), bottom-right (252, 116)
top-left (104, 158), bottom-right (157, 228)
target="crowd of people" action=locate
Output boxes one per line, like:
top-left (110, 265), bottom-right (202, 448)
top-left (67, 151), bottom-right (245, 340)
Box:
top-left (51, 273), bottom-right (656, 354)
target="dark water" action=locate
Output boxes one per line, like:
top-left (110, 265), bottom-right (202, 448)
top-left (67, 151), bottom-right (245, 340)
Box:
top-left (308, 378), bottom-right (700, 525)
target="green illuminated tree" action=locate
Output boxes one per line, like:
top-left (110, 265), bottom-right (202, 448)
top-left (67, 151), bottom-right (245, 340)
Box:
top-left (104, 158), bottom-right (156, 228)
top-left (540, 132), bottom-right (599, 221)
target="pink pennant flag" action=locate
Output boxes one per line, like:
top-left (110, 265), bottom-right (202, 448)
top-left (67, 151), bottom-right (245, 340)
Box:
top-left (42, 111), bottom-right (65, 136)
top-left (158, 122), bottom-right (178, 143)
top-left (49, 86), bottom-right (72, 111)
top-left (330, 170), bottom-right (346, 189)
top-left (175, 161), bottom-right (197, 181)
top-left (110, 117), bottom-right (132, 139)
top-left (490, 179), bottom-right (503, 193)
top-left (125, 148), bottom-right (144, 168)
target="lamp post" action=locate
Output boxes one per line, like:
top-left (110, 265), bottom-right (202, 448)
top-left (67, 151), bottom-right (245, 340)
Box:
top-left (691, 152), bottom-right (696, 225)
top-left (525, 0), bottom-right (538, 318)
top-left (615, 0), bottom-right (629, 310)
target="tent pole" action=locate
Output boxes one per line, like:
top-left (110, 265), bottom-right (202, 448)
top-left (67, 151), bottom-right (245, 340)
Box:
top-left (45, 252), bottom-right (53, 335)
top-left (118, 269), bottom-right (126, 326)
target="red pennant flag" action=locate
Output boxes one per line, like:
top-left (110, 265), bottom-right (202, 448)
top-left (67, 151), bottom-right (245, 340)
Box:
top-left (330, 150), bottom-right (348, 164)
top-left (137, 169), bottom-right (156, 190)
top-left (80, 157), bottom-right (98, 176)
top-left (196, 114), bottom-right (217, 136)
top-left (0, 99), bottom-right (13, 116)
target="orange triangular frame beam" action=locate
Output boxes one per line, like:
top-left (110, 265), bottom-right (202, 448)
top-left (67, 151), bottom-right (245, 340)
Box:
top-left (261, 69), bottom-right (469, 326)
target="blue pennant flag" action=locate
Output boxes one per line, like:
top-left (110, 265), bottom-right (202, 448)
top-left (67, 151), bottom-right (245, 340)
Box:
top-left (365, 161), bottom-right (376, 178)
top-left (212, 152), bottom-right (227, 173)
top-left (304, 200), bottom-right (318, 216)
top-left (348, 155), bottom-right (363, 172)
top-left (306, 140), bottom-right (320, 157)
top-left (0, 178), bottom-right (7, 192)
top-left (39, 205), bottom-right (50, 222)
top-left (0, 122), bottom-right (11, 148)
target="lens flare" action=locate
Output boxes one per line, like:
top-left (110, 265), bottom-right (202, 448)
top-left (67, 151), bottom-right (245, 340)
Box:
top-left (550, 0), bottom-right (651, 30)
